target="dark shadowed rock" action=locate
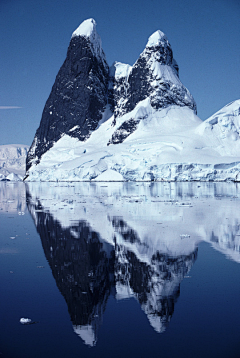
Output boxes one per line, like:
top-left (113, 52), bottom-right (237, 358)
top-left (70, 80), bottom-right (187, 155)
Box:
top-left (108, 30), bottom-right (197, 144)
top-left (26, 19), bottom-right (109, 171)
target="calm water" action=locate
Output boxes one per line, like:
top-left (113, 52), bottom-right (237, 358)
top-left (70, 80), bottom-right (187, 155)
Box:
top-left (0, 181), bottom-right (240, 358)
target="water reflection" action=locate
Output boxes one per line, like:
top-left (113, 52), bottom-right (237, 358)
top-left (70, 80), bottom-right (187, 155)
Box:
top-left (43, 220), bottom-right (113, 346)
top-left (25, 181), bottom-right (240, 346)
top-left (0, 182), bottom-right (27, 213)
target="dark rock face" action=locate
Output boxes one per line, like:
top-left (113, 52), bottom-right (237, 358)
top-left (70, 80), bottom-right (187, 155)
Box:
top-left (108, 118), bottom-right (140, 145)
top-left (112, 39), bottom-right (196, 119)
top-left (26, 35), bottom-right (109, 171)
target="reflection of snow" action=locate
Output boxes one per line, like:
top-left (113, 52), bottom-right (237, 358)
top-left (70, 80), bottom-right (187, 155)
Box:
top-left (26, 181), bottom-right (240, 262)
top-left (25, 181), bottom-right (240, 345)
top-left (73, 325), bottom-right (96, 347)
top-left (0, 182), bottom-right (27, 213)
top-left (0, 144), bottom-right (29, 180)
top-left (115, 283), bottom-right (134, 300)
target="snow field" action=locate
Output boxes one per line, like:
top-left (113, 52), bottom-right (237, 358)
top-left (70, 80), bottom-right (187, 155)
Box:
top-left (26, 101), bottom-right (240, 182)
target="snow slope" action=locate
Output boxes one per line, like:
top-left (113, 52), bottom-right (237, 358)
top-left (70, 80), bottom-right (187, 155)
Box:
top-left (196, 99), bottom-right (240, 157)
top-left (0, 144), bottom-right (29, 181)
top-left (25, 100), bottom-right (240, 182)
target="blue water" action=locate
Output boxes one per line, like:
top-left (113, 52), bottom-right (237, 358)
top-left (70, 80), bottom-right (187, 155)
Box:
top-left (0, 182), bottom-right (240, 358)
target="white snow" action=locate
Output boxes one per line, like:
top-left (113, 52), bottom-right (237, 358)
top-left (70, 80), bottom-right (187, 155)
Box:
top-left (26, 100), bottom-right (240, 182)
top-left (150, 62), bottom-right (182, 85)
top-left (110, 61), bottom-right (132, 80)
top-left (92, 169), bottom-right (124, 181)
top-left (72, 18), bottom-right (97, 39)
top-left (6, 172), bottom-right (23, 181)
top-left (196, 99), bottom-right (240, 156)
top-left (146, 30), bottom-right (168, 48)
top-left (71, 18), bottom-right (105, 64)
top-left (20, 318), bottom-right (32, 324)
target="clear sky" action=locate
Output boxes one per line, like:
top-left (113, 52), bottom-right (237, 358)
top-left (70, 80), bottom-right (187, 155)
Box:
top-left (0, 0), bottom-right (239, 145)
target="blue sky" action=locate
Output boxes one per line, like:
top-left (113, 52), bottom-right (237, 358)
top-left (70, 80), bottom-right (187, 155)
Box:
top-left (0, 0), bottom-right (239, 145)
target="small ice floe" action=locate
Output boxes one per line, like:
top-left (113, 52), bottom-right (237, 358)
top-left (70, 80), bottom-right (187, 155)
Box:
top-left (18, 212), bottom-right (25, 215)
top-left (20, 317), bottom-right (38, 325)
top-left (10, 237), bottom-right (15, 240)
top-left (20, 318), bottom-right (32, 325)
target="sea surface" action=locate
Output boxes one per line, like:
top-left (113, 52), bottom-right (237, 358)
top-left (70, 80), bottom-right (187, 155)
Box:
top-left (0, 181), bottom-right (240, 358)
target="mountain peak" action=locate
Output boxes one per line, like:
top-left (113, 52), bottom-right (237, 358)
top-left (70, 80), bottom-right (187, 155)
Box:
top-left (71, 18), bottom-right (97, 39)
top-left (71, 18), bottom-right (104, 61)
top-left (146, 30), bottom-right (168, 48)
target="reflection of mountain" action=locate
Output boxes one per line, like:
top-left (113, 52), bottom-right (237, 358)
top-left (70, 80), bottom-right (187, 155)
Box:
top-left (207, 224), bottom-right (240, 263)
top-left (0, 182), bottom-right (26, 213)
top-left (27, 197), bottom-right (115, 346)
top-left (115, 242), bottom-right (197, 332)
top-left (111, 217), bottom-right (197, 333)
top-left (26, 181), bottom-right (240, 345)
top-left (26, 184), bottom-right (198, 345)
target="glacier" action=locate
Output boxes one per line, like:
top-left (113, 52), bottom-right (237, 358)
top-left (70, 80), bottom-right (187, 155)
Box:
top-left (0, 144), bottom-right (29, 181)
top-left (24, 18), bottom-right (240, 182)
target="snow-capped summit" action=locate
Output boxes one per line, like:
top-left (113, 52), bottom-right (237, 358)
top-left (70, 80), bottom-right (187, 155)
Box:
top-left (146, 30), bottom-right (168, 48)
top-left (71, 18), bottom-right (105, 63)
top-left (71, 18), bottom-right (97, 38)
